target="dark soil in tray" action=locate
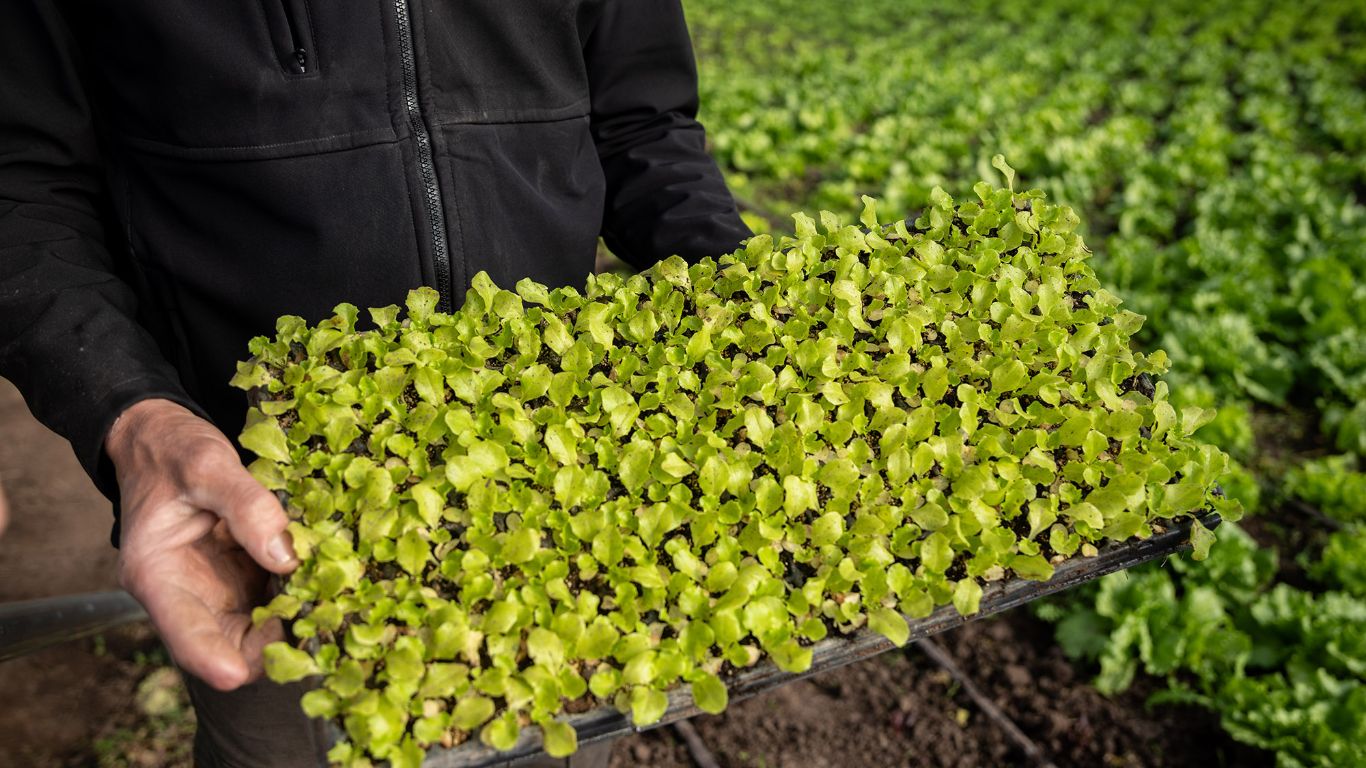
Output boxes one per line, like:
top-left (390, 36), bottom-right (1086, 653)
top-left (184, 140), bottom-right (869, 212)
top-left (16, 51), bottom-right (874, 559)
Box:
top-left (611, 611), bottom-right (1272, 768)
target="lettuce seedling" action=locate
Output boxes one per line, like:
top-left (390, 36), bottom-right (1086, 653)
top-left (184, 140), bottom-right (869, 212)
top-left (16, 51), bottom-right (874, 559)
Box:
top-left (239, 171), bottom-right (1238, 764)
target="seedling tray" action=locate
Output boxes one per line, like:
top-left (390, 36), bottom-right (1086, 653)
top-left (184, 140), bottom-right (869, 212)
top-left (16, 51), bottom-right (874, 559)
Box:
top-left (311, 513), bottom-right (1216, 767)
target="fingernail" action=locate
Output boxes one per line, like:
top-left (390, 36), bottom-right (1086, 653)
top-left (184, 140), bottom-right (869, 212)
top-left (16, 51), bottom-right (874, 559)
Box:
top-left (267, 534), bottom-right (297, 565)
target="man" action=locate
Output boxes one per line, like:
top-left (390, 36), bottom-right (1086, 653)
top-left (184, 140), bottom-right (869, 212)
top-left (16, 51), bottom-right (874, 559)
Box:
top-left (0, 1), bottom-right (750, 764)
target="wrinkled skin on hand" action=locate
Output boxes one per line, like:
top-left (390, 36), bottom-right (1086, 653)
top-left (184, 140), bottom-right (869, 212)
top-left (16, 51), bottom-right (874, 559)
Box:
top-left (106, 399), bottom-right (298, 690)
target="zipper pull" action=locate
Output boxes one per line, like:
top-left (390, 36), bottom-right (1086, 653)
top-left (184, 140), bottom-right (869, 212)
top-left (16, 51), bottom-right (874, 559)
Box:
top-left (293, 48), bottom-right (308, 74)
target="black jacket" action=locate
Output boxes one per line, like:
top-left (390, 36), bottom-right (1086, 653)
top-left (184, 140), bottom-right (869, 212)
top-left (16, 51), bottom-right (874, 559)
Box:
top-left (0, 0), bottom-right (750, 502)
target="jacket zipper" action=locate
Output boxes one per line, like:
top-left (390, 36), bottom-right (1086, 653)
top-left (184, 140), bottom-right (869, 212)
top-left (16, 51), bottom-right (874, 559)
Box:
top-left (265, 0), bottom-right (315, 75)
top-left (393, 0), bottom-right (453, 312)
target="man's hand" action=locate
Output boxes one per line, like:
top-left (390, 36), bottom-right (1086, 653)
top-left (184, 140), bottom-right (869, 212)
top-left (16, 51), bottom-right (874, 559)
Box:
top-left (106, 399), bottom-right (297, 691)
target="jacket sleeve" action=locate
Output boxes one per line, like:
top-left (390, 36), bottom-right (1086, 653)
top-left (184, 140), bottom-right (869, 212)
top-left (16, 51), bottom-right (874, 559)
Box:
top-left (0, 0), bottom-right (207, 499)
top-left (584, 0), bottom-right (753, 270)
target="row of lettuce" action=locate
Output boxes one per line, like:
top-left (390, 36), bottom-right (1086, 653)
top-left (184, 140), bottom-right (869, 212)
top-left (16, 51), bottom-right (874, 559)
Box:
top-left (685, 0), bottom-right (1364, 764)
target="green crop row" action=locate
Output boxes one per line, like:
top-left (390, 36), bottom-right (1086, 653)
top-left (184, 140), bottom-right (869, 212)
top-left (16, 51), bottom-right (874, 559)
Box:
top-left (679, 0), bottom-right (1364, 763)
top-left (688, 0), bottom-right (1366, 455)
top-left (1036, 457), bottom-right (1366, 768)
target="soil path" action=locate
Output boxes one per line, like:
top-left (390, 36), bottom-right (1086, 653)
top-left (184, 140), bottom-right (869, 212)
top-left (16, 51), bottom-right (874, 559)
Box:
top-left (0, 377), bottom-right (120, 601)
top-left (0, 377), bottom-right (136, 768)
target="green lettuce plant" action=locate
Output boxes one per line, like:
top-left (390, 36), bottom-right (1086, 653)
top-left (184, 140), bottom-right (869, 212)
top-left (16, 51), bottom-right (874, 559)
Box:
top-left (236, 163), bottom-right (1238, 765)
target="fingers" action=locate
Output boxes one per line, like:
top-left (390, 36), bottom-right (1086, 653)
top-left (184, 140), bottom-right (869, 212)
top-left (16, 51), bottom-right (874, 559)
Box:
top-left (184, 451), bottom-right (298, 575)
top-left (136, 576), bottom-right (251, 691)
top-left (109, 404), bottom-right (300, 693)
top-left (240, 616), bottom-right (287, 684)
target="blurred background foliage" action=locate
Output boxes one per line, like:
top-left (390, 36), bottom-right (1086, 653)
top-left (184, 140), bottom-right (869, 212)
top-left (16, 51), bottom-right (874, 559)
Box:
top-left (684, 0), bottom-right (1365, 764)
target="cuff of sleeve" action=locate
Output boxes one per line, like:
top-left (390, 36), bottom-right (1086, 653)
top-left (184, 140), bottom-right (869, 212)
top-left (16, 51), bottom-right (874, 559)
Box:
top-left (75, 377), bottom-right (209, 544)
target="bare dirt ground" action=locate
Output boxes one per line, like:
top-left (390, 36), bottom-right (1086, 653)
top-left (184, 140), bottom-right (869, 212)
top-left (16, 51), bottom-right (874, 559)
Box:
top-left (0, 377), bottom-right (123, 766)
top-left (0, 378), bottom-right (196, 768)
top-left (0, 377), bottom-right (1264, 768)
top-left (610, 615), bottom-right (1269, 768)
top-left (0, 378), bottom-right (120, 602)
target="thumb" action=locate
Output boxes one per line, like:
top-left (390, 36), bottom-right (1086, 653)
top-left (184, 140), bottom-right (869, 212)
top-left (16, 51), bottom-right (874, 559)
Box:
top-left (188, 456), bottom-right (298, 574)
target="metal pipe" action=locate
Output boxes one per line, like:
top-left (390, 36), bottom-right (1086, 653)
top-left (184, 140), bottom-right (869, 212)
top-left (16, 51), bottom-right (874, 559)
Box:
top-left (0, 590), bottom-right (147, 662)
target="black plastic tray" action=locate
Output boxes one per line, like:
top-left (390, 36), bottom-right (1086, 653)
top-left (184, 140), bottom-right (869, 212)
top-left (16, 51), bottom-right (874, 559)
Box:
top-left (0, 522), bottom-right (1212, 767)
top-left (311, 513), bottom-right (1217, 768)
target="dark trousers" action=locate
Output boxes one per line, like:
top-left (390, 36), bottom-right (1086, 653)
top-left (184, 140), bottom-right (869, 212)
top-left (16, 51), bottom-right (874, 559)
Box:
top-left (182, 673), bottom-right (614, 768)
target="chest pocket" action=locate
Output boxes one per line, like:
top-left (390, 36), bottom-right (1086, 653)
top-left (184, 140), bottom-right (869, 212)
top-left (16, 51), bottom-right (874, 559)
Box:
top-left (74, 1), bottom-right (390, 153)
top-left (421, 0), bottom-right (594, 124)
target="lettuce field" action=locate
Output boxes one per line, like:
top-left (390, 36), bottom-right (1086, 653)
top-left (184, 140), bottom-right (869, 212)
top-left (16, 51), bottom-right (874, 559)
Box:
top-left (684, 0), bottom-right (1363, 765)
